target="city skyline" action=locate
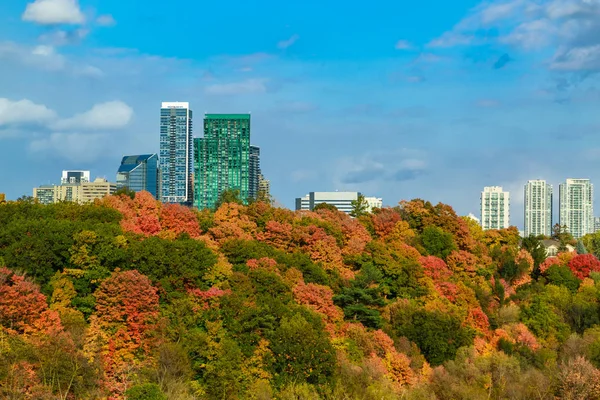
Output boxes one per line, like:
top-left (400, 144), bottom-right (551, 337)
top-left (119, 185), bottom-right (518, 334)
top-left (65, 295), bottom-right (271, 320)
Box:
top-left (2, 0), bottom-right (600, 230)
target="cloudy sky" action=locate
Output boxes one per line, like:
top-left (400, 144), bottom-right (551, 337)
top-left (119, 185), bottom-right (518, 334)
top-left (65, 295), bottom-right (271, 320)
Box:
top-left (1, 0), bottom-right (600, 228)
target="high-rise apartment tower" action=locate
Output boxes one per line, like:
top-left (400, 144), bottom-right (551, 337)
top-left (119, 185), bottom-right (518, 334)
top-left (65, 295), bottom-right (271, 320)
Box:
top-left (159, 102), bottom-right (193, 204)
top-left (524, 180), bottom-right (553, 237)
top-left (194, 114), bottom-right (250, 209)
top-left (480, 186), bottom-right (510, 230)
top-left (559, 179), bottom-right (594, 239)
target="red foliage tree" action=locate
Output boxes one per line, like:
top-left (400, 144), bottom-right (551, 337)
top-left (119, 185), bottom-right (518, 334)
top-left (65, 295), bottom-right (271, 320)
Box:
top-left (187, 287), bottom-right (231, 311)
top-left (540, 256), bottom-right (562, 274)
top-left (160, 203), bottom-right (201, 238)
top-left (293, 283), bottom-right (342, 323)
top-left (568, 254), bottom-right (600, 280)
top-left (420, 256), bottom-right (452, 281)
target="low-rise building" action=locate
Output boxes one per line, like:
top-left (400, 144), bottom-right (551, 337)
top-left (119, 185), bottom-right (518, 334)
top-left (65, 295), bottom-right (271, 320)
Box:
top-left (364, 197), bottom-right (383, 212)
top-left (295, 191), bottom-right (382, 215)
top-left (33, 177), bottom-right (116, 205)
top-left (541, 239), bottom-right (576, 258)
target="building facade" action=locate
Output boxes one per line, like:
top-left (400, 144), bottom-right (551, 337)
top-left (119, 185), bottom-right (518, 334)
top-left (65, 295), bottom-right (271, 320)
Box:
top-left (194, 114), bottom-right (251, 209)
top-left (524, 180), bottom-right (553, 237)
top-left (81, 178), bottom-right (117, 203)
top-left (159, 102), bottom-right (193, 205)
top-left (294, 192), bottom-right (359, 214)
top-left (116, 154), bottom-right (158, 198)
top-left (0, 193), bottom-right (5, 203)
top-left (480, 186), bottom-right (510, 230)
top-left (595, 217), bottom-right (600, 233)
top-left (364, 197), bottom-right (383, 212)
top-left (258, 173), bottom-right (270, 201)
top-left (61, 170), bottom-right (90, 184)
top-left (33, 178), bottom-right (116, 205)
top-left (559, 178), bottom-right (594, 239)
top-left (249, 145), bottom-right (260, 200)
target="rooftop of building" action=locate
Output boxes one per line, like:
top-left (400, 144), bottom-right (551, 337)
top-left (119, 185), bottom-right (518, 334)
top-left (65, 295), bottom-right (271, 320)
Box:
top-left (204, 114), bottom-right (250, 119)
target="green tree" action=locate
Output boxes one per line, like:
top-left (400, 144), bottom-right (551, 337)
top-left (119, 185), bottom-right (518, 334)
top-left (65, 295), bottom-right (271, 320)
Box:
top-left (521, 235), bottom-right (547, 278)
top-left (334, 263), bottom-right (385, 328)
top-left (125, 383), bottom-right (167, 400)
top-left (576, 240), bottom-right (588, 255)
top-left (420, 226), bottom-right (457, 260)
top-left (313, 202), bottom-right (338, 212)
top-left (269, 313), bottom-right (335, 385)
top-left (215, 188), bottom-right (243, 209)
top-left (553, 223), bottom-right (575, 250)
top-left (113, 186), bottom-right (136, 199)
top-left (350, 194), bottom-right (370, 218)
top-left (392, 308), bottom-right (475, 366)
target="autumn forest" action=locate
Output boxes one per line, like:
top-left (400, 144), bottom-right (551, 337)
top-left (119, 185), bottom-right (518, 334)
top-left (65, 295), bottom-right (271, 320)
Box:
top-left (3, 192), bottom-right (600, 399)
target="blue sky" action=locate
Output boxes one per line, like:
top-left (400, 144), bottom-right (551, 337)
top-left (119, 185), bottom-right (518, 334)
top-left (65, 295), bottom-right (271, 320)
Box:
top-left (1, 0), bottom-right (600, 229)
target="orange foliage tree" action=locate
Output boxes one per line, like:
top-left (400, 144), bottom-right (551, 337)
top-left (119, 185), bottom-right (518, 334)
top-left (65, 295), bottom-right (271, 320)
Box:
top-left (293, 283), bottom-right (343, 325)
top-left (85, 269), bottom-right (159, 399)
top-left (0, 267), bottom-right (63, 336)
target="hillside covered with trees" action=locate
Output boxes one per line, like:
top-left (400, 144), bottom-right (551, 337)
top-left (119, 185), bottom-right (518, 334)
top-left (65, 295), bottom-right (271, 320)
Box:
top-left (2, 192), bottom-right (600, 399)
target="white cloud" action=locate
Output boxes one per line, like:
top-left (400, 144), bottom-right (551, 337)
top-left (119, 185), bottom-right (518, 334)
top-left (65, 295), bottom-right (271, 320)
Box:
top-left (22, 0), bottom-right (85, 25)
top-left (428, 0), bottom-right (600, 72)
top-left (74, 64), bottom-right (104, 78)
top-left (39, 28), bottom-right (89, 46)
top-left (0, 41), bottom-right (66, 71)
top-left (52, 101), bottom-right (133, 130)
top-left (205, 78), bottom-right (268, 95)
top-left (29, 132), bottom-right (109, 162)
top-left (277, 34), bottom-right (300, 49)
top-left (551, 44), bottom-right (600, 71)
top-left (96, 14), bottom-right (116, 27)
top-left (0, 98), bottom-right (57, 126)
top-left (395, 40), bottom-right (412, 50)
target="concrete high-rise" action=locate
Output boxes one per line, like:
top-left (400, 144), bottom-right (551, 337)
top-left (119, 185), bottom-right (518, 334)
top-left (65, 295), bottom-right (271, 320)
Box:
top-left (249, 145), bottom-right (260, 200)
top-left (480, 186), bottom-right (510, 230)
top-left (559, 179), bottom-right (594, 239)
top-left (194, 114), bottom-right (250, 209)
top-left (159, 102), bottom-right (193, 205)
top-left (258, 173), bottom-right (270, 201)
top-left (524, 180), bottom-right (553, 237)
top-left (116, 154), bottom-right (159, 198)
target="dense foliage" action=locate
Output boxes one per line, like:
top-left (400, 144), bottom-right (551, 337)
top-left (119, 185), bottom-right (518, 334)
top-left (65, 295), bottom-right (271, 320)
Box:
top-left (2, 195), bottom-right (600, 399)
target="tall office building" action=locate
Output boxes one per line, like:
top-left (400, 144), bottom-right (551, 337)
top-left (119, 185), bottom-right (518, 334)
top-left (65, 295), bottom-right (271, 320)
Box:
top-left (249, 145), bottom-right (260, 200)
top-left (480, 186), bottom-right (510, 230)
top-left (559, 179), bottom-right (594, 239)
top-left (160, 102), bottom-right (193, 205)
top-left (194, 114), bottom-right (250, 209)
top-left (116, 154), bottom-right (159, 198)
top-left (524, 180), bottom-right (553, 237)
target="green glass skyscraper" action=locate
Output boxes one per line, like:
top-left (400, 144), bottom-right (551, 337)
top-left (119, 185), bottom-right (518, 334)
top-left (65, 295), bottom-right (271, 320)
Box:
top-left (194, 114), bottom-right (250, 209)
